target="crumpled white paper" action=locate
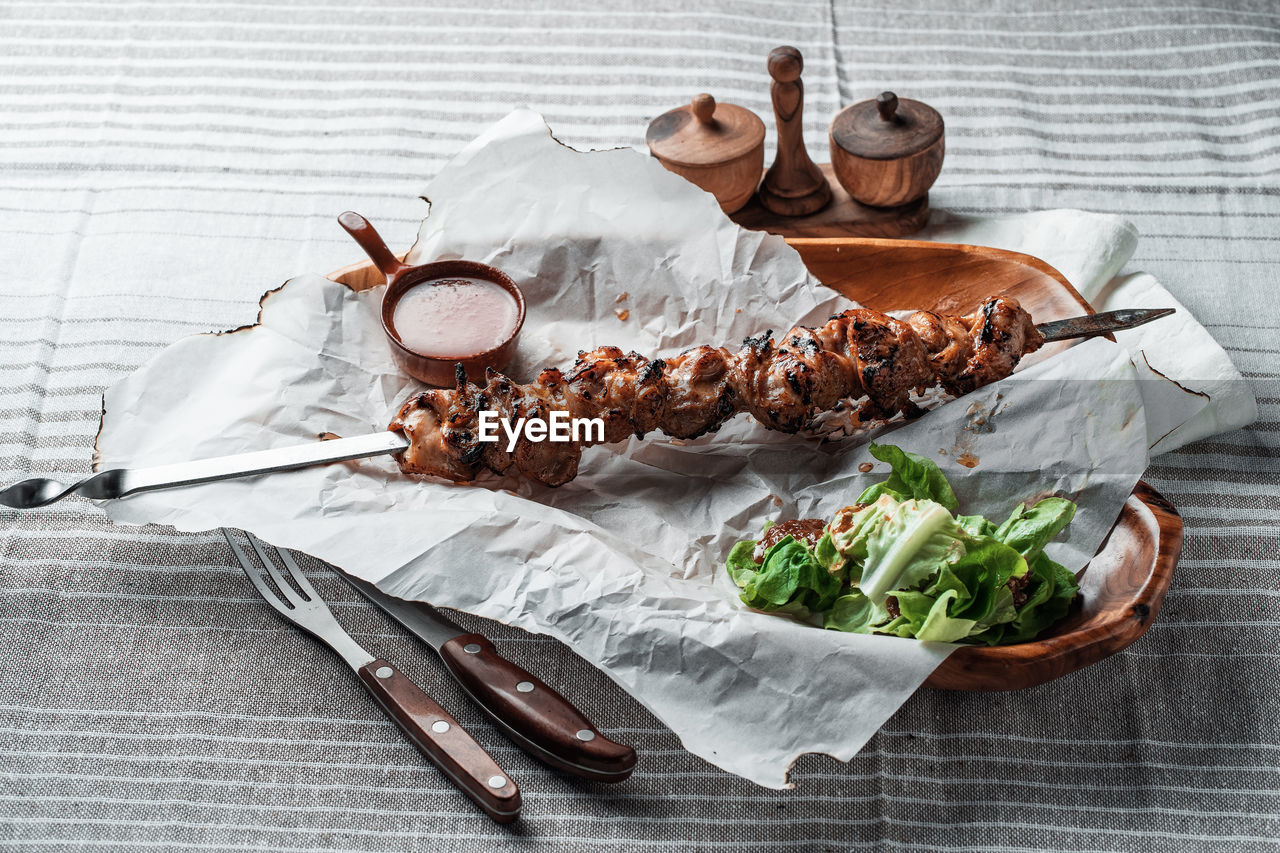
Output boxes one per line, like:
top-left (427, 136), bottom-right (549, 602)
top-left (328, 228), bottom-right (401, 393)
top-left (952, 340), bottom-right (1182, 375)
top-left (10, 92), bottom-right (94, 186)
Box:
top-left (97, 110), bottom-right (1220, 787)
top-left (917, 210), bottom-right (1256, 450)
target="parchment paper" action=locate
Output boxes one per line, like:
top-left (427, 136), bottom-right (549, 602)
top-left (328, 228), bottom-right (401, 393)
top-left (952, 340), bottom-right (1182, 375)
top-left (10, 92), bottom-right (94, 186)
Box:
top-left (97, 110), bottom-right (1208, 787)
top-left (917, 210), bottom-right (1256, 451)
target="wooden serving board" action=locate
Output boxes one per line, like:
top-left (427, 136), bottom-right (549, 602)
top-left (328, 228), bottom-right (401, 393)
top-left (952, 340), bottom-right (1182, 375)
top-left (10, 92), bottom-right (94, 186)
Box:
top-left (730, 164), bottom-right (930, 238)
top-left (328, 237), bottom-right (1182, 692)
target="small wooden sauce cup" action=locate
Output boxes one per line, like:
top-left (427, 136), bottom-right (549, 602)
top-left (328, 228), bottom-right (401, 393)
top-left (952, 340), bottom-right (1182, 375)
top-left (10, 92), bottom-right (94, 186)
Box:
top-left (338, 212), bottom-right (525, 387)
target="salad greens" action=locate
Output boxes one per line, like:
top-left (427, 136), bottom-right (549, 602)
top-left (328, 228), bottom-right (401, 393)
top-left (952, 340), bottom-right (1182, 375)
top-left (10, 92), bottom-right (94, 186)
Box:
top-left (726, 443), bottom-right (1079, 645)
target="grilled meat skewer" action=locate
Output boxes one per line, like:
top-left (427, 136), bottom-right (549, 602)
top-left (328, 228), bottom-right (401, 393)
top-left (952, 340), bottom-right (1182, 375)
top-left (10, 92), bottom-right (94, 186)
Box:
top-left (391, 297), bottom-right (1042, 487)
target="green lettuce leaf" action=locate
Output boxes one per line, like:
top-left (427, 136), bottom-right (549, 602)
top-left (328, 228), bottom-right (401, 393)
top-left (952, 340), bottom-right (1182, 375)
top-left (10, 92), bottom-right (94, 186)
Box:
top-left (949, 540), bottom-right (1025, 622)
top-left (894, 589), bottom-right (978, 642)
top-left (735, 536), bottom-right (842, 614)
top-left (856, 442), bottom-right (958, 511)
top-left (856, 496), bottom-right (966, 604)
top-left (823, 590), bottom-right (886, 634)
top-left (722, 443), bottom-right (1081, 646)
top-left (986, 552), bottom-right (1080, 644)
top-left (813, 531), bottom-right (841, 573)
top-left (725, 539), bottom-right (760, 588)
top-left (875, 538), bottom-right (1028, 642)
top-left (994, 498), bottom-right (1076, 558)
top-left (829, 502), bottom-right (887, 573)
top-left (957, 514), bottom-right (996, 538)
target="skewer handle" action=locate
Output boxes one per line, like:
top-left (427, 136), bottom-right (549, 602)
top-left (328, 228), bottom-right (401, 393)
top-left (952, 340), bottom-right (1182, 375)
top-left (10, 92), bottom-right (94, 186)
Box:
top-left (109, 432), bottom-right (410, 500)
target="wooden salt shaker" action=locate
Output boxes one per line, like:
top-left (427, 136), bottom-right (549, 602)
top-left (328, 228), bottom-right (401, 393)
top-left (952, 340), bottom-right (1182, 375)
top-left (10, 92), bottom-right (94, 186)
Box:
top-left (758, 46), bottom-right (832, 217)
top-left (646, 93), bottom-right (765, 214)
top-left (829, 91), bottom-right (945, 207)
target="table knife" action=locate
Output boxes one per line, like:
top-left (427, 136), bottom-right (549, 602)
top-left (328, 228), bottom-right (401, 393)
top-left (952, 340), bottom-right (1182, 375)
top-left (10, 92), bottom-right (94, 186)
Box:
top-left (342, 574), bottom-right (638, 783)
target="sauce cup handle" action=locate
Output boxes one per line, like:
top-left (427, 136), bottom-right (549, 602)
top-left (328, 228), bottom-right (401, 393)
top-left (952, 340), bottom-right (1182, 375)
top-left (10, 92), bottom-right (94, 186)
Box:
top-left (338, 211), bottom-right (414, 282)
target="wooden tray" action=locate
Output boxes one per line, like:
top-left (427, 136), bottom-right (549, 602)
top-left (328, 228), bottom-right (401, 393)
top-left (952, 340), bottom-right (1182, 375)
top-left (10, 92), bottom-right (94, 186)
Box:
top-left (730, 164), bottom-right (930, 238)
top-left (328, 237), bottom-right (1182, 692)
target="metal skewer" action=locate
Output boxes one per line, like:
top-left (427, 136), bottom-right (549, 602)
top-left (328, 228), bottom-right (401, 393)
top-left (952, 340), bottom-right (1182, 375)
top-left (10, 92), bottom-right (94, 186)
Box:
top-left (0, 431), bottom-right (409, 509)
top-left (1035, 307), bottom-right (1176, 343)
top-left (0, 307), bottom-right (1176, 510)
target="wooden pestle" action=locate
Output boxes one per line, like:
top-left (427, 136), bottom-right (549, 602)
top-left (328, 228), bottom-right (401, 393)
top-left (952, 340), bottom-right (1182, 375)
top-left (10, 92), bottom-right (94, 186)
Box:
top-left (758, 46), bottom-right (832, 217)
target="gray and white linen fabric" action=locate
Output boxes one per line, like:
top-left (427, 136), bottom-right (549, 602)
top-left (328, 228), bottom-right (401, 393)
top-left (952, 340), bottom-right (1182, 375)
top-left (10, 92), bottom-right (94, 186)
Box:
top-left (1, 1), bottom-right (1276, 850)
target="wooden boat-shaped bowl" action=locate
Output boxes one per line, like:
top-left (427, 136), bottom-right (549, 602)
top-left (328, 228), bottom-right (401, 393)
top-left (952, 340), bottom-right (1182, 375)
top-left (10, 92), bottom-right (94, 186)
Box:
top-left (329, 237), bottom-right (1183, 692)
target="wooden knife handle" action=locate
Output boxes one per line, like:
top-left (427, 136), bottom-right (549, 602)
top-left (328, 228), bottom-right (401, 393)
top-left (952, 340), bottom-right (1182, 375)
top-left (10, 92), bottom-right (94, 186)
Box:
top-left (357, 659), bottom-right (522, 823)
top-left (439, 634), bottom-right (638, 782)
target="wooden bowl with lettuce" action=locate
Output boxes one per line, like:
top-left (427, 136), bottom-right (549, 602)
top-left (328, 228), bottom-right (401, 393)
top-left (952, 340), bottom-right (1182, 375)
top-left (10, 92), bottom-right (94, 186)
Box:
top-left (726, 442), bottom-right (1181, 691)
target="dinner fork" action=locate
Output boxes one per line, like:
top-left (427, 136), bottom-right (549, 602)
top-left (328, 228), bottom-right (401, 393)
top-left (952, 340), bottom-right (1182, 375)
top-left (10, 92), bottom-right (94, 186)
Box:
top-left (224, 529), bottom-right (522, 823)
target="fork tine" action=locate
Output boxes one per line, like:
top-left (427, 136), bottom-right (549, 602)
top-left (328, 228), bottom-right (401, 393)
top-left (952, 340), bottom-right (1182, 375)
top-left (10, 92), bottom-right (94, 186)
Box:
top-left (222, 528), bottom-right (254, 571)
top-left (223, 529), bottom-right (294, 617)
top-left (271, 544), bottom-right (320, 600)
top-left (245, 533), bottom-right (309, 607)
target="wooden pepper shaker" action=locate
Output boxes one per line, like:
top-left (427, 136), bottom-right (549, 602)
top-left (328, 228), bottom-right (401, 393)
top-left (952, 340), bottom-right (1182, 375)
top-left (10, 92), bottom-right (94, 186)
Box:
top-left (758, 46), bottom-right (831, 217)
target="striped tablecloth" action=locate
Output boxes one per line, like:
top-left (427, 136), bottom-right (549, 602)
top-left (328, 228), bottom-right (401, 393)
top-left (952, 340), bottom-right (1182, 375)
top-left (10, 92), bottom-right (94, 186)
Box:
top-left (2, 1), bottom-right (1276, 850)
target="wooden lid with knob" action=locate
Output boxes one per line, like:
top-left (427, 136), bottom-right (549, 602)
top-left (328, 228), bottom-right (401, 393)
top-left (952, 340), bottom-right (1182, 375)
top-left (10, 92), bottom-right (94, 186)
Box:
top-left (646, 93), bottom-right (766, 168)
top-left (830, 91), bottom-right (943, 161)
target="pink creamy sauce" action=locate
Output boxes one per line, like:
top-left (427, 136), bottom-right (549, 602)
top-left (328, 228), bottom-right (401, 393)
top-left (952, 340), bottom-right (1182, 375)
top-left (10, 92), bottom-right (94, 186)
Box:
top-left (391, 277), bottom-right (518, 357)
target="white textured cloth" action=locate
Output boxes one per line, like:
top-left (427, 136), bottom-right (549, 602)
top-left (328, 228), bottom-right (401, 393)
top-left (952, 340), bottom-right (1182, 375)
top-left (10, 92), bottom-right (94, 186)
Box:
top-left (1, 2), bottom-right (1277, 851)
